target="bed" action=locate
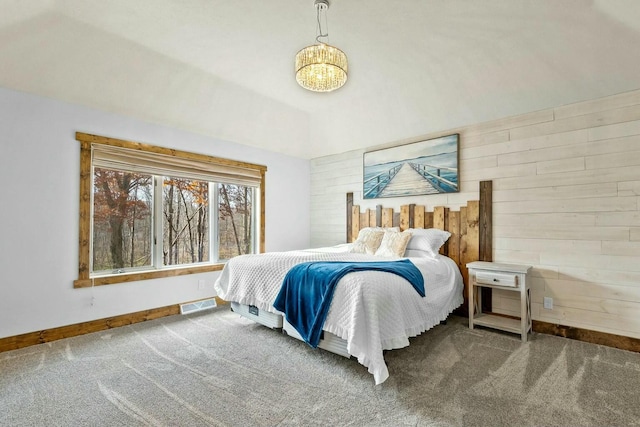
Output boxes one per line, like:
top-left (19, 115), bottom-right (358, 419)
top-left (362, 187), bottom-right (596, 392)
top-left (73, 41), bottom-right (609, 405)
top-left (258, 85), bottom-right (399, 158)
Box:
top-left (214, 181), bottom-right (493, 384)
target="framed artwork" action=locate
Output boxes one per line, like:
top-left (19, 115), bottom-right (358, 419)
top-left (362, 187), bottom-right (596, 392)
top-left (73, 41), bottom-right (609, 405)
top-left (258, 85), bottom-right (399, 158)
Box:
top-left (363, 134), bottom-right (459, 199)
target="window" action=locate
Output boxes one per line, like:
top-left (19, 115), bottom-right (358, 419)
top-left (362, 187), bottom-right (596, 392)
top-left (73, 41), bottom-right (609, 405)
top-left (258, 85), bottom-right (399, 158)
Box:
top-left (74, 132), bottom-right (266, 288)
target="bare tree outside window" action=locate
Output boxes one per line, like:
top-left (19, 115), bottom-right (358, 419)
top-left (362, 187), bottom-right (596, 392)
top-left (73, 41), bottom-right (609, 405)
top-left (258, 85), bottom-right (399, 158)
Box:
top-left (162, 177), bottom-right (209, 266)
top-left (218, 184), bottom-right (253, 259)
top-left (92, 168), bottom-right (153, 272)
top-left (92, 170), bottom-right (254, 274)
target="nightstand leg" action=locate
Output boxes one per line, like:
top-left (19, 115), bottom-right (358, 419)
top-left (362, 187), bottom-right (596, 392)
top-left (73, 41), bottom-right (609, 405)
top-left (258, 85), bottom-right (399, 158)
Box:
top-left (469, 278), bottom-right (475, 330)
top-left (521, 288), bottom-right (528, 342)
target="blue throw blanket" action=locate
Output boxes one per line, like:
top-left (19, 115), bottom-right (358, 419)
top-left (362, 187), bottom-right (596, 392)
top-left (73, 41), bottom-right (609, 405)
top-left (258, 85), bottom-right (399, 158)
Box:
top-left (273, 259), bottom-right (424, 348)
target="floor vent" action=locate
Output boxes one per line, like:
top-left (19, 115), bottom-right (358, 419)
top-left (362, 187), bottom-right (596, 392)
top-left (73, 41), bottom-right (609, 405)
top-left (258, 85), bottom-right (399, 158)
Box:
top-left (180, 298), bottom-right (217, 315)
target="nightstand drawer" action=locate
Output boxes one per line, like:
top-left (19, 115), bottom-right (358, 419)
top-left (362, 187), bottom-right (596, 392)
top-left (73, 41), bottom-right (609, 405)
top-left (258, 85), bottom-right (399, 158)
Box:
top-left (475, 271), bottom-right (518, 287)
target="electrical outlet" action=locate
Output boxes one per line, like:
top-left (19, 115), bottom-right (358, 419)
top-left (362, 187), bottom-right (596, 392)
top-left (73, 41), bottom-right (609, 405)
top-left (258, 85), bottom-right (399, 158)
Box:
top-left (543, 297), bottom-right (553, 310)
top-left (198, 280), bottom-right (205, 290)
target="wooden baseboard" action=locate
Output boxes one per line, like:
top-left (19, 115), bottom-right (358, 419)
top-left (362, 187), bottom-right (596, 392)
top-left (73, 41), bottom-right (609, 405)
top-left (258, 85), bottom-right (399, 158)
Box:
top-left (0, 297), bottom-right (228, 353)
top-left (532, 320), bottom-right (640, 353)
top-left (465, 311), bottom-right (640, 354)
top-left (3, 301), bottom-right (637, 355)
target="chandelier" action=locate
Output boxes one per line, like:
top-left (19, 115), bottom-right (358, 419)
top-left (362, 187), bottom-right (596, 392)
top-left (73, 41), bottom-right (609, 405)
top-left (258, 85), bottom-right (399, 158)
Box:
top-left (295, 0), bottom-right (348, 92)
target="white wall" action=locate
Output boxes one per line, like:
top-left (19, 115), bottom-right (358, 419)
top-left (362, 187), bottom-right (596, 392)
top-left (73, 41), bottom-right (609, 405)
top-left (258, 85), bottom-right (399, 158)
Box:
top-left (0, 87), bottom-right (310, 339)
top-left (311, 89), bottom-right (640, 340)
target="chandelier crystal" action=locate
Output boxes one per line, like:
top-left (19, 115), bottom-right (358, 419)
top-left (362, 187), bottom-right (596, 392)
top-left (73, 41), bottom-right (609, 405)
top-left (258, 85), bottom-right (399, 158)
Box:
top-left (295, 0), bottom-right (348, 92)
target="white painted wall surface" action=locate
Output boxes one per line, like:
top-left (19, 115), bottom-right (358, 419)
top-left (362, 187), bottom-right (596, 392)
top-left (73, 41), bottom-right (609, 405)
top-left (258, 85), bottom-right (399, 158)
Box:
top-left (0, 87), bottom-right (310, 339)
top-left (311, 89), bottom-right (640, 340)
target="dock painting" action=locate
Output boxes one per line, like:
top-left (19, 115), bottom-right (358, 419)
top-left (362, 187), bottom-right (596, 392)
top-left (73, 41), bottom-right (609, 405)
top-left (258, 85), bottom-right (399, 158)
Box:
top-left (363, 134), bottom-right (459, 199)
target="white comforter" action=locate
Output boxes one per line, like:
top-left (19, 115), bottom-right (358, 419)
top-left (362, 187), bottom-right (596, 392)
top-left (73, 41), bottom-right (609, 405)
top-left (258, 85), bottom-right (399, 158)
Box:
top-left (213, 246), bottom-right (463, 384)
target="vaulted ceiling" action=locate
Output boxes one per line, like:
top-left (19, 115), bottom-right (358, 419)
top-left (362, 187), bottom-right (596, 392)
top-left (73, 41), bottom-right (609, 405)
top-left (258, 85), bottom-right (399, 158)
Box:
top-left (1, 0), bottom-right (639, 158)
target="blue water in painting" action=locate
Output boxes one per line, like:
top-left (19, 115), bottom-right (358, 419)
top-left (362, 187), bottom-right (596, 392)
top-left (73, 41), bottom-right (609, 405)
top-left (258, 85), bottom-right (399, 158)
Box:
top-left (364, 151), bottom-right (458, 199)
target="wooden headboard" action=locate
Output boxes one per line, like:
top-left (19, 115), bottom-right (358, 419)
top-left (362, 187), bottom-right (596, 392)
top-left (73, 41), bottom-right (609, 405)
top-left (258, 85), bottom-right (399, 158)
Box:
top-left (346, 180), bottom-right (493, 315)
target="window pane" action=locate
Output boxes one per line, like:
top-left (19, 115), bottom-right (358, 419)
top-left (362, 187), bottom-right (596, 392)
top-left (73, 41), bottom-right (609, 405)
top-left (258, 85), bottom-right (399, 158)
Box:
top-left (163, 177), bottom-right (210, 266)
top-left (93, 168), bottom-right (153, 272)
top-left (218, 183), bottom-right (254, 259)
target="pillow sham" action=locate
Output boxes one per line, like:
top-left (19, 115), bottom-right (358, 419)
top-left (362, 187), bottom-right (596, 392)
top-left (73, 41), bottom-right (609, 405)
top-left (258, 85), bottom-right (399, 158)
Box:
top-left (374, 231), bottom-right (412, 257)
top-left (349, 228), bottom-right (385, 254)
top-left (405, 228), bottom-right (451, 257)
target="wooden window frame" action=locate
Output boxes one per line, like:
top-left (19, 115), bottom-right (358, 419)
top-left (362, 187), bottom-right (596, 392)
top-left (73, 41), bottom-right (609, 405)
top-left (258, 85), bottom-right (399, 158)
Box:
top-left (74, 132), bottom-right (266, 289)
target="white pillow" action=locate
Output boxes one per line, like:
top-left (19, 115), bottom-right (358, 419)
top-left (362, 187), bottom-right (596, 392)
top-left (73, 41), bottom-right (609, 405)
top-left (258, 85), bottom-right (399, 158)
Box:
top-left (405, 228), bottom-right (451, 257)
top-left (349, 228), bottom-right (385, 254)
top-left (374, 231), bottom-right (412, 257)
top-left (403, 249), bottom-right (434, 258)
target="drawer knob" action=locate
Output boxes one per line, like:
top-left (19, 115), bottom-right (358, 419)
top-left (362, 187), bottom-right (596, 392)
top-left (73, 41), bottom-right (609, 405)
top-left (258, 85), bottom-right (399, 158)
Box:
top-left (493, 278), bottom-right (499, 282)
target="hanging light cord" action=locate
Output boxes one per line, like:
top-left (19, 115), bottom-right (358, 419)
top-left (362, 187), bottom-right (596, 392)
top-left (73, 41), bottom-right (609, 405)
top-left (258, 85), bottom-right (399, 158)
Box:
top-left (315, 3), bottom-right (329, 44)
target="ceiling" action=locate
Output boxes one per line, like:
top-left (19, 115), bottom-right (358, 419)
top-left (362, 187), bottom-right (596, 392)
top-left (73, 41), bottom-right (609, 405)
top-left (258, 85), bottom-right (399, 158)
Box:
top-left (1, 0), bottom-right (640, 159)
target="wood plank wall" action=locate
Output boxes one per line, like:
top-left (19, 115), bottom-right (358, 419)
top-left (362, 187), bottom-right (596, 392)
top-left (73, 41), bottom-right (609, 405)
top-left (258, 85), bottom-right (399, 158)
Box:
top-left (310, 88), bottom-right (640, 342)
top-left (347, 181), bottom-right (492, 314)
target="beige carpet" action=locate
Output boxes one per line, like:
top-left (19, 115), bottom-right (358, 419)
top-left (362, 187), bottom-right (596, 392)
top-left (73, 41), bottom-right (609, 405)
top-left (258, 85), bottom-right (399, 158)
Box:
top-left (1, 307), bottom-right (639, 426)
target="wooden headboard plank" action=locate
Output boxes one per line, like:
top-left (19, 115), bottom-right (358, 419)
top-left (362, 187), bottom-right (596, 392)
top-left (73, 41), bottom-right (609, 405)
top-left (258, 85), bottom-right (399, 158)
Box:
top-left (375, 206), bottom-right (383, 227)
top-left (479, 180), bottom-right (493, 262)
top-left (424, 211), bottom-right (434, 228)
top-left (461, 201), bottom-right (480, 314)
top-left (408, 204), bottom-right (416, 228)
top-left (464, 201), bottom-right (480, 261)
top-left (459, 205), bottom-right (470, 313)
top-left (414, 205), bottom-right (425, 228)
top-left (345, 180), bottom-right (493, 316)
top-left (382, 208), bottom-right (393, 228)
top-left (448, 210), bottom-right (461, 267)
top-left (368, 209), bottom-right (376, 228)
top-left (393, 212), bottom-right (400, 228)
top-left (433, 206), bottom-right (446, 230)
top-left (400, 205), bottom-right (410, 230)
top-left (479, 180), bottom-right (494, 312)
top-left (351, 207), bottom-right (359, 243)
top-left (434, 206), bottom-right (449, 255)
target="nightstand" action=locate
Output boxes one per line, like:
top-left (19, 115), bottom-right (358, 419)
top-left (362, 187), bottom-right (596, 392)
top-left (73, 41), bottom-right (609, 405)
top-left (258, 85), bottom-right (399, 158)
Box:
top-left (467, 261), bottom-right (532, 342)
